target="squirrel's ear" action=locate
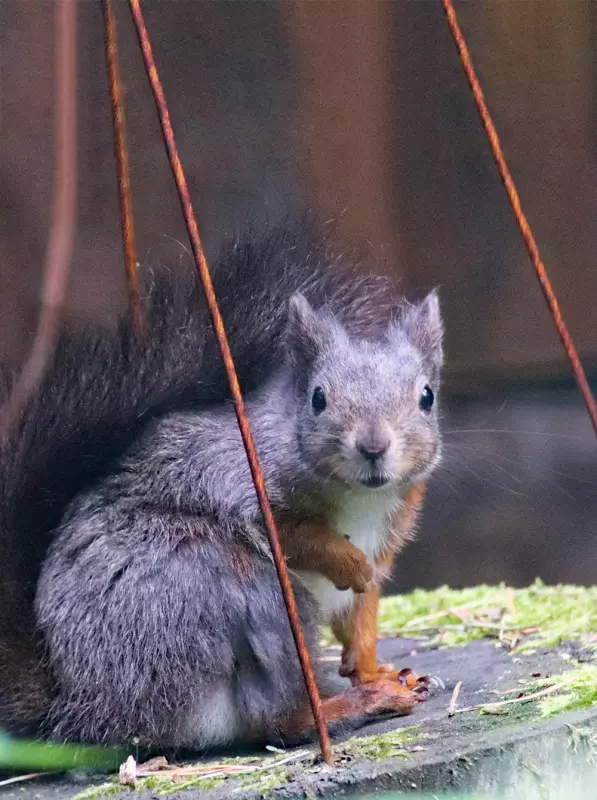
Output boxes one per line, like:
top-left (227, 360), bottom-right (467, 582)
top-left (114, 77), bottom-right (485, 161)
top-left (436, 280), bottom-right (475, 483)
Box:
top-left (393, 290), bottom-right (444, 376)
top-left (285, 293), bottom-right (334, 369)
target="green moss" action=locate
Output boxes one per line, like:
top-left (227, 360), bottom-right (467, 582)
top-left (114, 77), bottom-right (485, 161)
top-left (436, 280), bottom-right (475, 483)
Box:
top-left (337, 726), bottom-right (420, 761)
top-left (212, 754), bottom-right (264, 766)
top-left (70, 783), bottom-right (127, 800)
top-left (532, 662), bottom-right (597, 717)
top-left (81, 751), bottom-right (314, 799)
top-left (71, 773), bottom-right (226, 800)
top-left (453, 658), bottom-right (597, 722)
top-left (461, 698), bottom-right (539, 733)
top-left (236, 768), bottom-right (290, 797)
top-left (232, 728), bottom-right (421, 796)
top-left (343, 580), bottom-right (597, 652)
top-left (150, 775), bottom-right (224, 795)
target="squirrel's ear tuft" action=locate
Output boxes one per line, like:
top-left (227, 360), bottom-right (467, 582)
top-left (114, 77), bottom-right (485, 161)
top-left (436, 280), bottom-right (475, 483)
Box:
top-left (395, 290), bottom-right (444, 376)
top-left (285, 293), bottom-right (334, 369)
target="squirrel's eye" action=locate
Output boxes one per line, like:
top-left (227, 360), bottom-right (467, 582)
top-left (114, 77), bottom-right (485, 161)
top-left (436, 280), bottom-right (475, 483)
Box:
top-left (419, 385), bottom-right (434, 412)
top-left (312, 386), bottom-right (327, 414)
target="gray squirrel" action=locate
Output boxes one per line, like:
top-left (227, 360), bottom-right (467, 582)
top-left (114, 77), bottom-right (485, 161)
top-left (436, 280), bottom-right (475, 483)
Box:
top-left (0, 221), bottom-right (443, 747)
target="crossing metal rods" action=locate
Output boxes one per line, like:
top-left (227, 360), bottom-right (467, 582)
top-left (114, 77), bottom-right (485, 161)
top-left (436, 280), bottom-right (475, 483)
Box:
top-left (2, 0), bottom-right (594, 766)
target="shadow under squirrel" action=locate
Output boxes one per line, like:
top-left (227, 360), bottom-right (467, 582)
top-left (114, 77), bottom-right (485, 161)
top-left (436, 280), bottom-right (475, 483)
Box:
top-left (0, 221), bottom-right (443, 748)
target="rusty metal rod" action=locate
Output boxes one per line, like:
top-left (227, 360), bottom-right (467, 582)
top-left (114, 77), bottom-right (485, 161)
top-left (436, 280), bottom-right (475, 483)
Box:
top-left (0, 0), bottom-right (78, 439)
top-left (101, 0), bottom-right (145, 336)
top-left (126, 0), bottom-right (333, 765)
top-left (440, 0), bottom-right (597, 437)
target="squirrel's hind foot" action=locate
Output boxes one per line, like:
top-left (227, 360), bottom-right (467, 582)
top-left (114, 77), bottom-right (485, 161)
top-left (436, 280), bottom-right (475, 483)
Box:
top-left (354, 680), bottom-right (422, 716)
top-left (281, 680), bottom-right (420, 741)
top-left (340, 663), bottom-right (432, 702)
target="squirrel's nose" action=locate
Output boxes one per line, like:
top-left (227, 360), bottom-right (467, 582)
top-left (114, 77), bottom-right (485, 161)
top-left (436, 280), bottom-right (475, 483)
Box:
top-left (356, 437), bottom-right (390, 462)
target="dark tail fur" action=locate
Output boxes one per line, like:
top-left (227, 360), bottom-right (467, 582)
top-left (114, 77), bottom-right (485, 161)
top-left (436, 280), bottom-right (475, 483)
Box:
top-left (0, 219), bottom-right (399, 735)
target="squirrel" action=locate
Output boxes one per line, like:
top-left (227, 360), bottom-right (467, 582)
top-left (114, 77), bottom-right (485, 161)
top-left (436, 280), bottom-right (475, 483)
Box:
top-left (0, 220), bottom-right (443, 748)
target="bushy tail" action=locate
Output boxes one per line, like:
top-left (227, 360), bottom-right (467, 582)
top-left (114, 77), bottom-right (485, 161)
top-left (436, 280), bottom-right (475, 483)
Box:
top-left (0, 219), bottom-right (398, 735)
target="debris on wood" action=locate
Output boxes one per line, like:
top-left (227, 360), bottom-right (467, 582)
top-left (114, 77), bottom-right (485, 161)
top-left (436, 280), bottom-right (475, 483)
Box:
top-left (448, 680), bottom-right (462, 717)
top-left (453, 684), bottom-right (560, 715)
top-left (0, 772), bottom-right (50, 788)
top-left (118, 755), bottom-right (137, 786)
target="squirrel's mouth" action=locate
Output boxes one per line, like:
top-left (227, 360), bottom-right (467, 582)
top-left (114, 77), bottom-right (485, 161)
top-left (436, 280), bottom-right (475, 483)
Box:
top-left (361, 473), bottom-right (389, 488)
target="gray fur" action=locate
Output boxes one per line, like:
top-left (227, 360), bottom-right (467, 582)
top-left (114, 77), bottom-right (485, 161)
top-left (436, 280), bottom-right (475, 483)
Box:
top-left (0, 221), bottom-right (402, 736)
top-left (36, 288), bottom-right (443, 747)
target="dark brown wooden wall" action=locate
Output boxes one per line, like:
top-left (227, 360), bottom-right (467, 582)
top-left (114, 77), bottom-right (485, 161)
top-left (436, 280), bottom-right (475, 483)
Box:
top-left (288, 1), bottom-right (597, 390)
top-left (0, 0), bottom-right (299, 362)
top-left (1, 0), bottom-right (596, 389)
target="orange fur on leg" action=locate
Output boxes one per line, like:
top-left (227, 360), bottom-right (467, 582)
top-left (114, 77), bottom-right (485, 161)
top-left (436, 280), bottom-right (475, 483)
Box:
top-left (332, 483), bottom-right (427, 685)
top-left (332, 582), bottom-right (382, 683)
top-left (280, 680), bottom-right (419, 737)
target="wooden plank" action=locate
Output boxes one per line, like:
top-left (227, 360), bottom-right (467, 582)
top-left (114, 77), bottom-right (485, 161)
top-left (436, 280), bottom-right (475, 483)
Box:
top-left (286, 0), bottom-right (403, 274)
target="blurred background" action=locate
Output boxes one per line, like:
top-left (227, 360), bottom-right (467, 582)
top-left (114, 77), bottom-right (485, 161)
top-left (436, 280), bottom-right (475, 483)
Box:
top-left (1, 1), bottom-right (596, 591)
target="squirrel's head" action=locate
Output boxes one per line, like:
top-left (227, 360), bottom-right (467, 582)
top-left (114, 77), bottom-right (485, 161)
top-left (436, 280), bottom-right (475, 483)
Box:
top-left (284, 291), bottom-right (443, 492)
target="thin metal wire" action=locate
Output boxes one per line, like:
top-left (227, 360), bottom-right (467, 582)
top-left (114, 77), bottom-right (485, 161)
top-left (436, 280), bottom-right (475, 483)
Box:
top-left (101, 0), bottom-right (145, 336)
top-left (126, 0), bottom-right (333, 765)
top-left (440, 0), bottom-right (597, 437)
top-left (0, 0), bottom-right (78, 440)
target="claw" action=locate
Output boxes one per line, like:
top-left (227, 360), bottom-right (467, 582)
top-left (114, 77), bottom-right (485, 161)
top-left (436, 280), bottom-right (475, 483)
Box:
top-left (413, 682), bottom-right (429, 701)
top-left (397, 671), bottom-right (437, 701)
top-left (427, 674), bottom-right (445, 690)
top-left (397, 667), bottom-right (416, 687)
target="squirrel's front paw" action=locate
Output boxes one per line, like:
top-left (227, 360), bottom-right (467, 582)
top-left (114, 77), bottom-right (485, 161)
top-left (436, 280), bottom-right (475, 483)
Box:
top-left (330, 545), bottom-right (373, 593)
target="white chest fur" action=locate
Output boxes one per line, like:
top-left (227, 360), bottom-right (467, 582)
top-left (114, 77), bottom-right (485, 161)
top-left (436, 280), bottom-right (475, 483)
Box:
top-left (296, 488), bottom-right (403, 622)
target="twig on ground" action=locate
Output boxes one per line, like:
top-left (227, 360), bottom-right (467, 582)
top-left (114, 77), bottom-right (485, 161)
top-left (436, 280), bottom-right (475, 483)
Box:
top-left (505, 586), bottom-right (517, 618)
top-left (452, 684), bottom-right (560, 715)
top-left (392, 622), bottom-right (525, 635)
top-left (447, 680), bottom-right (462, 717)
top-left (120, 749), bottom-right (312, 785)
top-left (0, 772), bottom-right (51, 788)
